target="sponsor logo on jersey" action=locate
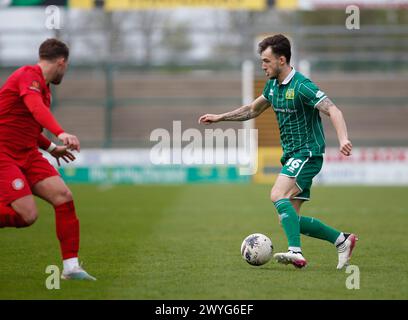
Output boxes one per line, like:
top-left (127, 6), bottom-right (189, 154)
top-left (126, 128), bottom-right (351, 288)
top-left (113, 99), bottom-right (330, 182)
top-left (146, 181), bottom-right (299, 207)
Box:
top-left (12, 178), bottom-right (24, 191)
top-left (285, 89), bottom-right (295, 99)
top-left (274, 108), bottom-right (298, 113)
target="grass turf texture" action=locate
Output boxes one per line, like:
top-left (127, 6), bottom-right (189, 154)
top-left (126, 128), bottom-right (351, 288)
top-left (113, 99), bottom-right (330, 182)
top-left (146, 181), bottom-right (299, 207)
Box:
top-left (0, 184), bottom-right (407, 299)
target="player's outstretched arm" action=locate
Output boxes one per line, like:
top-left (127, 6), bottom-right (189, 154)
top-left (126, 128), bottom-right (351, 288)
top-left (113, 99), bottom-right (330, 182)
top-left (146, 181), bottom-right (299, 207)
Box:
top-left (316, 97), bottom-right (352, 156)
top-left (23, 94), bottom-right (81, 152)
top-left (23, 94), bottom-right (65, 136)
top-left (198, 95), bottom-right (270, 124)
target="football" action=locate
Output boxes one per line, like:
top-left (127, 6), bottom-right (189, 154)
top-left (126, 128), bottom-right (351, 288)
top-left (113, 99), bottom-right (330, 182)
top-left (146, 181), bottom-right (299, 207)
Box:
top-left (241, 233), bottom-right (273, 266)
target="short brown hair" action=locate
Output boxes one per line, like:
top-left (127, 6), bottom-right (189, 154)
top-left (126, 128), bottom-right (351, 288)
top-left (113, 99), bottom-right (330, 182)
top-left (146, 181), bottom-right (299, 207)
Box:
top-left (258, 34), bottom-right (291, 64)
top-left (39, 38), bottom-right (69, 61)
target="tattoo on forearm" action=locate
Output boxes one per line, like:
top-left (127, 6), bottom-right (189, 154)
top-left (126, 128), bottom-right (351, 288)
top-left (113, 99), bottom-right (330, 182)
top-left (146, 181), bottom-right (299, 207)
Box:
top-left (222, 105), bottom-right (256, 121)
top-left (316, 97), bottom-right (335, 116)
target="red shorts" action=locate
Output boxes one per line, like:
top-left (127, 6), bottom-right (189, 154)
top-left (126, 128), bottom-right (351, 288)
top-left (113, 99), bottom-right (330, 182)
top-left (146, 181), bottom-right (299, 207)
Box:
top-left (0, 149), bottom-right (59, 206)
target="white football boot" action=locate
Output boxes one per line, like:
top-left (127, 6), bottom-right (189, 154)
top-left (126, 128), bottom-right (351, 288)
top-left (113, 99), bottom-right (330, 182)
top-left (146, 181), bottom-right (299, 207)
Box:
top-left (61, 265), bottom-right (97, 281)
top-left (336, 233), bottom-right (358, 270)
top-left (274, 250), bottom-right (308, 269)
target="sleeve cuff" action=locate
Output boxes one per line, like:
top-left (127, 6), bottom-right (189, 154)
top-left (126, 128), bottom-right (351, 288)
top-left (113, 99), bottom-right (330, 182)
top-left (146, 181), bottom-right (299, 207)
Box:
top-left (55, 130), bottom-right (65, 137)
top-left (46, 142), bottom-right (57, 153)
top-left (314, 96), bottom-right (328, 108)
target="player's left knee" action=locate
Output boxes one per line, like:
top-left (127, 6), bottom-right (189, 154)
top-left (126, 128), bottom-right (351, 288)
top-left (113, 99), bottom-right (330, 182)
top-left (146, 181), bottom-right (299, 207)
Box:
top-left (60, 188), bottom-right (73, 202)
top-left (270, 189), bottom-right (291, 203)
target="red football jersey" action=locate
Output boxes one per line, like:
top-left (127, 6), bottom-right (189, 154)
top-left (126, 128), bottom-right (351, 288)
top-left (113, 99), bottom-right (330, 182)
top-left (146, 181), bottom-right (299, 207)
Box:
top-left (0, 65), bottom-right (51, 154)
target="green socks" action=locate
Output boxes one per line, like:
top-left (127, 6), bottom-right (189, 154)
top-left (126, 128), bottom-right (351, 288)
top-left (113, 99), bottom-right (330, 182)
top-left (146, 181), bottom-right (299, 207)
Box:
top-left (274, 199), bottom-right (342, 248)
top-left (299, 216), bottom-right (341, 244)
top-left (273, 198), bottom-right (301, 250)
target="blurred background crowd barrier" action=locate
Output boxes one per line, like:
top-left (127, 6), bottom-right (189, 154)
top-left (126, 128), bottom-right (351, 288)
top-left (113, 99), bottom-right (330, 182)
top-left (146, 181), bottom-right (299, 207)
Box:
top-left (1, 0), bottom-right (407, 184)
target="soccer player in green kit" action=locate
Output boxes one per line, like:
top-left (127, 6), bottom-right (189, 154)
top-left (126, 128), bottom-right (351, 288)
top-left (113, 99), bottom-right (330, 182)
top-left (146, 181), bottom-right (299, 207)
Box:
top-left (198, 34), bottom-right (357, 269)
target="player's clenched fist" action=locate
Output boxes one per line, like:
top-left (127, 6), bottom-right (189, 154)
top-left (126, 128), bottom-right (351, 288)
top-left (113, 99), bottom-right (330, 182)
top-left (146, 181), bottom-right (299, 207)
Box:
top-left (339, 139), bottom-right (352, 156)
top-left (58, 132), bottom-right (80, 152)
top-left (198, 114), bottom-right (222, 124)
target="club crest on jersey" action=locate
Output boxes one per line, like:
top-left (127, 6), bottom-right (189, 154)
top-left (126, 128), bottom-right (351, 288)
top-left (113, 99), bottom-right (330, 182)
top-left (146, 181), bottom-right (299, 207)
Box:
top-left (285, 89), bottom-right (295, 100)
top-left (12, 179), bottom-right (24, 191)
top-left (269, 89), bottom-right (274, 96)
top-left (29, 81), bottom-right (41, 93)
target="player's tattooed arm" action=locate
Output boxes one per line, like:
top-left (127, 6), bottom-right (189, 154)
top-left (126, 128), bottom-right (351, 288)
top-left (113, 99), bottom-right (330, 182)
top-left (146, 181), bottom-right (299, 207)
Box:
top-left (315, 97), bottom-right (335, 116)
top-left (221, 104), bottom-right (257, 121)
top-left (316, 97), bottom-right (353, 156)
top-left (198, 95), bottom-right (270, 124)
top-left (222, 95), bottom-right (271, 121)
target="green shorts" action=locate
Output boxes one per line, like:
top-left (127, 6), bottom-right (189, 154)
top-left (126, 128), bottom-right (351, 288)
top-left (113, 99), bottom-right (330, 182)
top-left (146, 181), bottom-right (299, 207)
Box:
top-left (280, 153), bottom-right (323, 201)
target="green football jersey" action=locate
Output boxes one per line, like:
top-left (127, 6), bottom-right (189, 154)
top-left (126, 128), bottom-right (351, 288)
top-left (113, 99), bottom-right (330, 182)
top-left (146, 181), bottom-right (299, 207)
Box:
top-left (262, 68), bottom-right (327, 157)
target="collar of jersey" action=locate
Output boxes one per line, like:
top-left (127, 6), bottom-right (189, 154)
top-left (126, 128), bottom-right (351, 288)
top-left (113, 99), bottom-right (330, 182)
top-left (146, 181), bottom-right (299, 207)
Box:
top-left (281, 67), bottom-right (296, 85)
top-left (33, 64), bottom-right (46, 82)
top-left (33, 64), bottom-right (42, 75)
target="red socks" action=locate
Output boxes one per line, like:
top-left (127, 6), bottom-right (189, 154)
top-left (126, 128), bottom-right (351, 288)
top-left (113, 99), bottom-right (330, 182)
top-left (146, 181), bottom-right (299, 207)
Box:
top-left (54, 201), bottom-right (80, 260)
top-left (0, 204), bottom-right (28, 228)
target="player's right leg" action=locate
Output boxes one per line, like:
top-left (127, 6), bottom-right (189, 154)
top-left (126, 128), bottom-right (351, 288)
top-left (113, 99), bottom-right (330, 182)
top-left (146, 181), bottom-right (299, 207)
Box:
top-left (0, 195), bottom-right (38, 228)
top-left (0, 158), bottom-right (38, 228)
top-left (270, 174), bottom-right (307, 268)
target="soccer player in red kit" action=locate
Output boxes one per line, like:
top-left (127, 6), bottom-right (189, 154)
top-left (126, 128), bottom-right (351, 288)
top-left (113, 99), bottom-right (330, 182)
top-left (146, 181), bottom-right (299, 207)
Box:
top-left (0, 39), bottom-right (96, 280)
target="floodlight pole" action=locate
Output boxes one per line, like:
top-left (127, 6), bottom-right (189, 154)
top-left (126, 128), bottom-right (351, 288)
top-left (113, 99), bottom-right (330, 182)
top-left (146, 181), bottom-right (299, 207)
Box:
top-left (241, 60), bottom-right (258, 176)
top-left (242, 60), bottom-right (254, 131)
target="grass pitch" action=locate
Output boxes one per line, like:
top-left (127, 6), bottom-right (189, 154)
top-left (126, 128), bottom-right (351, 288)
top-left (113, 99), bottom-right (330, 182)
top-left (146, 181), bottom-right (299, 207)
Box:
top-left (0, 184), bottom-right (407, 300)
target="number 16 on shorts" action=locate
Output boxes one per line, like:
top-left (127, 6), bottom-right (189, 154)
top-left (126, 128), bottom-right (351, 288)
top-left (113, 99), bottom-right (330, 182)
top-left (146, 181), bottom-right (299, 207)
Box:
top-left (282, 157), bottom-right (305, 177)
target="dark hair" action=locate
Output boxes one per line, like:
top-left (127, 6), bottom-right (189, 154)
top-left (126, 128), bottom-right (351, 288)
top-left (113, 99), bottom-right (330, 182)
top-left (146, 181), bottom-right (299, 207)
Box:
top-left (39, 38), bottom-right (69, 61)
top-left (258, 34), bottom-right (291, 64)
